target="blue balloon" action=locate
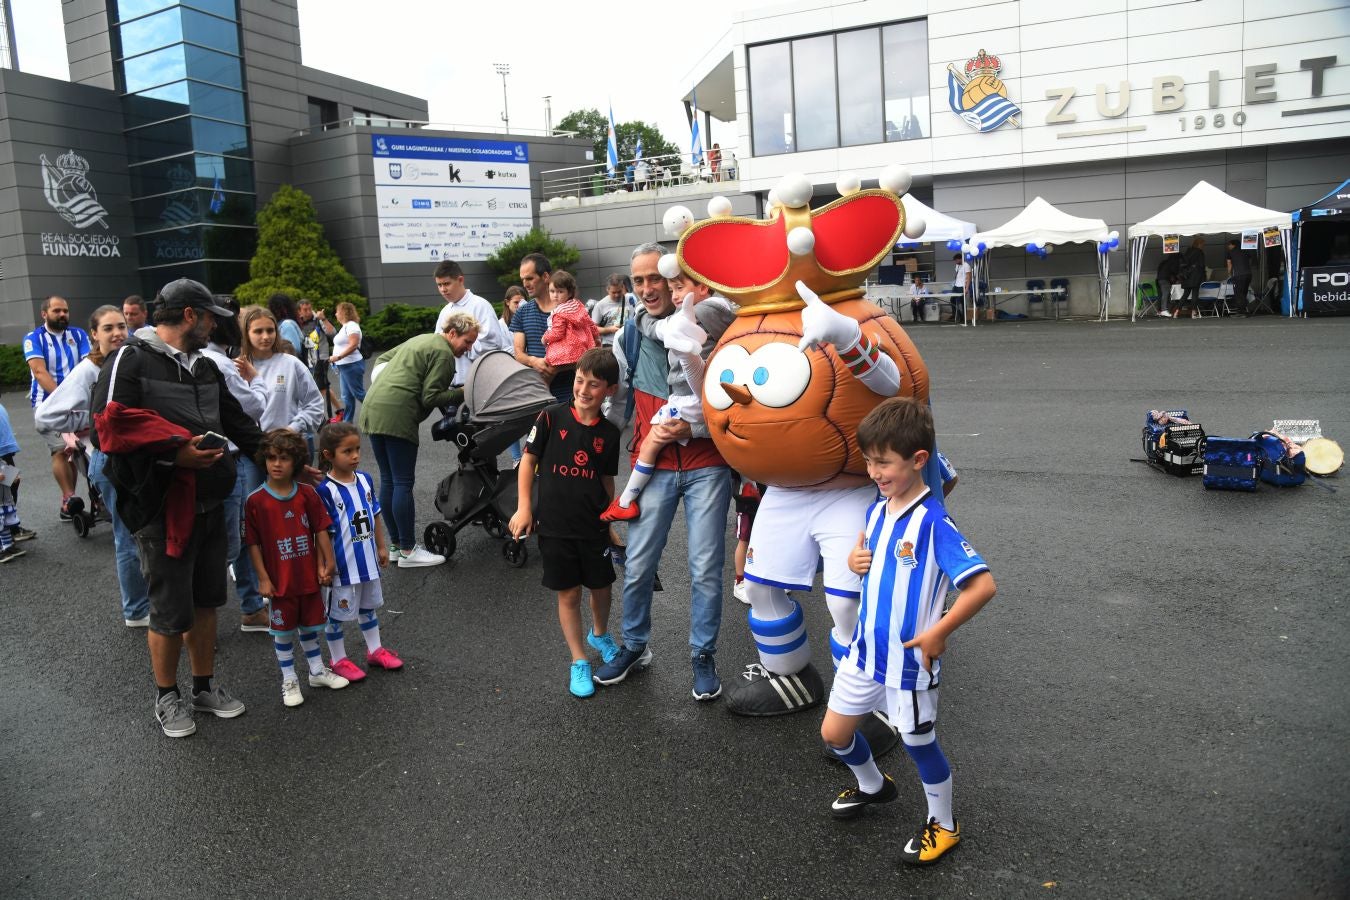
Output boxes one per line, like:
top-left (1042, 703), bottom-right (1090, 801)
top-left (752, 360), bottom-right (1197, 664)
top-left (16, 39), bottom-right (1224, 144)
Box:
top-left (977, 242), bottom-right (987, 253)
top-left (1098, 243), bottom-right (1110, 254)
top-left (946, 239), bottom-right (961, 251)
top-left (1026, 245), bottom-right (1037, 254)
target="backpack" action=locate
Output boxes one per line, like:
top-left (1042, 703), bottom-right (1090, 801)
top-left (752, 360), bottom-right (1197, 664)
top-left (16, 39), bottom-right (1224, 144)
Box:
top-left (620, 315), bottom-right (641, 424)
top-left (359, 333), bottom-right (375, 359)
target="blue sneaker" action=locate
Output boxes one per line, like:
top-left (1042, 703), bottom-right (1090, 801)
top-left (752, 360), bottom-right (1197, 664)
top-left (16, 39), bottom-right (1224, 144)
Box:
top-left (691, 651), bottom-right (721, 701)
top-left (593, 644), bottom-right (653, 685)
top-left (587, 631), bottom-right (621, 664)
top-left (569, 660), bottom-right (595, 698)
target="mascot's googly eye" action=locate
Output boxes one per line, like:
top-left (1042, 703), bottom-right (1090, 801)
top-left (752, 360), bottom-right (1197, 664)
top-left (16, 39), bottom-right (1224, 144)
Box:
top-left (744, 343), bottom-right (811, 409)
top-left (704, 344), bottom-right (751, 410)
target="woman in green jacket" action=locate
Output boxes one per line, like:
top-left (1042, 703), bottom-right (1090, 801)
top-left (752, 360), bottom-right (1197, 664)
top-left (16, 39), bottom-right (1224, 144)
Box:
top-left (359, 310), bottom-right (478, 568)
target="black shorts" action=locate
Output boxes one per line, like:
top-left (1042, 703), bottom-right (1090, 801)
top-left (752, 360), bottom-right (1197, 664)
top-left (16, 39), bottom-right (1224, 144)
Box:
top-left (538, 535), bottom-right (615, 591)
top-left (134, 506), bottom-right (229, 636)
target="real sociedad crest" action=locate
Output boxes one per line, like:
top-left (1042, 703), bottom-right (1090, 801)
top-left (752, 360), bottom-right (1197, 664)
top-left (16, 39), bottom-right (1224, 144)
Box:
top-left (946, 50), bottom-right (1020, 132)
top-left (40, 150), bottom-right (110, 229)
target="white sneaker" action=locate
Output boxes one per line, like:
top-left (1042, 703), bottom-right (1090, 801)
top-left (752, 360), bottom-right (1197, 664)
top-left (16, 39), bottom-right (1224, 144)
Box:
top-left (733, 580), bottom-right (750, 605)
top-left (124, 615), bottom-right (150, 628)
top-left (1159, 310), bottom-right (1172, 318)
top-left (308, 667), bottom-right (350, 690)
top-left (281, 680), bottom-right (304, 707)
top-left (397, 544), bottom-right (446, 568)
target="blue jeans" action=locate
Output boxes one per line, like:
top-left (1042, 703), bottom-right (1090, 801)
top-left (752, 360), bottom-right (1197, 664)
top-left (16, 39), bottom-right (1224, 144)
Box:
top-left (508, 439), bottom-right (523, 463)
top-left (620, 465), bottom-right (732, 657)
top-left (336, 360), bottom-right (366, 422)
top-left (230, 455), bottom-right (266, 614)
top-left (369, 432), bottom-right (418, 550)
top-left (86, 449), bottom-right (149, 621)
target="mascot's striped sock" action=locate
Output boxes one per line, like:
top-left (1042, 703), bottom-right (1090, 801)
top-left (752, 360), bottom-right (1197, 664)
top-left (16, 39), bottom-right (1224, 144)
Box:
top-left (358, 610), bottom-right (382, 653)
top-left (830, 731), bottom-right (884, 794)
top-left (273, 634), bottom-right (297, 682)
top-left (747, 596), bottom-right (811, 675)
top-left (297, 629), bottom-right (325, 676)
top-left (325, 617), bottom-right (347, 663)
top-left (619, 460), bottom-right (655, 508)
top-left (903, 728), bottom-right (954, 830)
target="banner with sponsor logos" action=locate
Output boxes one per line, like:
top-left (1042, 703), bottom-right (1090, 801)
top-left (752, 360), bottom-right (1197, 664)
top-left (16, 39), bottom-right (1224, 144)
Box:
top-left (1302, 265), bottom-right (1350, 316)
top-left (371, 134), bottom-right (531, 264)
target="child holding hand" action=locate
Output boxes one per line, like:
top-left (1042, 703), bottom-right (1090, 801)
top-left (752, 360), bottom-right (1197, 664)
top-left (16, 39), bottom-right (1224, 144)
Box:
top-left (244, 428), bottom-right (350, 707)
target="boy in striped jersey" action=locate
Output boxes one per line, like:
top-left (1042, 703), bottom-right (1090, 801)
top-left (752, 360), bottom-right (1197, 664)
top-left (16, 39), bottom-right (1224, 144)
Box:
top-left (315, 423), bottom-right (402, 681)
top-left (822, 397), bottom-right (996, 866)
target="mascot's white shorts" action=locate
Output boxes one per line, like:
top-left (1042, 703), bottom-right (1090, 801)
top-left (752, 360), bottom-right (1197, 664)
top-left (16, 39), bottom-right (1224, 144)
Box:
top-left (743, 483), bottom-right (875, 599)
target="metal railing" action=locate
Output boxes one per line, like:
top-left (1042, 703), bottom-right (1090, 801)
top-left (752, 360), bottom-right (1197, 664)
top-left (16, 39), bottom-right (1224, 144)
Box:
top-left (293, 118), bottom-right (579, 139)
top-left (541, 148), bottom-right (739, 200)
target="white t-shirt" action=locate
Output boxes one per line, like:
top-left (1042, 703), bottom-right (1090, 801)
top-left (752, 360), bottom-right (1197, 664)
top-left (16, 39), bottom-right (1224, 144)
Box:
top-left (332, 321), bottom-right (362, 366)
top-left (953, 261), bottom-right (972, 291)
top-left (433, 289), bottom-right (511, 385)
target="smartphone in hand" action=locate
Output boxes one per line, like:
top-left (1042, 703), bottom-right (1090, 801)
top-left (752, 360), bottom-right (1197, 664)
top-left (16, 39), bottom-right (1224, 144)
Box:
top-left (196, 431), bottom-right (228, 451)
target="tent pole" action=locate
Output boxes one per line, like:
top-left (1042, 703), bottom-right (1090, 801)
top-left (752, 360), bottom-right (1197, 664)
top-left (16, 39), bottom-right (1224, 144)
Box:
top-left (1282, 225), bottom-right (1295, 318)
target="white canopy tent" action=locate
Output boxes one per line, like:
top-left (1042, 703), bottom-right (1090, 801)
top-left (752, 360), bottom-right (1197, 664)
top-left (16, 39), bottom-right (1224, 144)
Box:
top-left (967, 197), bottom-right (1113, 323)
top-left (898, 194), bottom-right (977, 243)
top-left (1127, 181), bottom-right (1294, 321)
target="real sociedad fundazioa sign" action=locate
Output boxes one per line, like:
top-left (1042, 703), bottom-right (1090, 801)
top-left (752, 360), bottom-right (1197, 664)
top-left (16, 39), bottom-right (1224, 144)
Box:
top-left (38, 149), bottom-right (122, 258)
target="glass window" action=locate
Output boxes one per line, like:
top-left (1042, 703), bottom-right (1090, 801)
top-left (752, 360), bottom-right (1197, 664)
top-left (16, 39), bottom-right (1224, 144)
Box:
top-left (123, 45), bottom-right (187, 93)
top-left (133, 189), bottom-right (255, 231)
top-left (837, 29), bottom-right (883, 146)
top-left (184, 44), bottom-right (241, 87)
top-left (129, 152), bottom-right (254, 197)
top-left (182, 8), bottom-right (238, 54)
top-left (182, 0), bottom-right (238, 21)
top-left (116, 0), bottom-right (178, 22)
top-left (126, 116), bottom-right (248, 160)
top-left (125, 83), bottom-right (190, 127)
top-left (749, 42), bottom-right (792, 155)
top-left (791, 35), bottom-right (837, 152)
top-left (883, 20), bottom-right (929, 142)
top-left (191, 118), bottom-right (250, 155)
top-left (139, 258), bottom-right (252, 299)
top-left (307, 98), bottom-right (338, 130)
top-left (119, 7), bottom-right (181, 55)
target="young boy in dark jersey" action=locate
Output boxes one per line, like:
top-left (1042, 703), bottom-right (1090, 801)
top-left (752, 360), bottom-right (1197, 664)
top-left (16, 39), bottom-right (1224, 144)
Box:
top-left (510, 348), bottom-right (623, 698)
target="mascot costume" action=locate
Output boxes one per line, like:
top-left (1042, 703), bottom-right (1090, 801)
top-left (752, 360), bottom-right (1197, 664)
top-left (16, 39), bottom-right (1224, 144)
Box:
top-left (663, 166), bottom-right (935, 744)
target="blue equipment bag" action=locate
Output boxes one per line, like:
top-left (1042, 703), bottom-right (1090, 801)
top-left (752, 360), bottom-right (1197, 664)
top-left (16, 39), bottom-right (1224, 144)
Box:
top-left (1252, 431), bottom-right (1306, 487)
top-left (1201, 437), bottom-right (1260, 491)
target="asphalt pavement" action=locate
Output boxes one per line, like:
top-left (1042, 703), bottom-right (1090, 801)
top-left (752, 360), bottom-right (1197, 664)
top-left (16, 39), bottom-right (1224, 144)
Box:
top-left (1, 314), bottom-right (1346, 899)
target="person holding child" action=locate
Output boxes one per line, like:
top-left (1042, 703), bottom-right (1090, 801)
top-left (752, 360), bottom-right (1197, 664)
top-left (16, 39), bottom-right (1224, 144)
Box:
top-left (510, 348), bottom-right (624, 698)
top-left (244, 428), bottom-right (350, 707)
top-left (315, 422), bottom-right (402, 681)
top-left (822, 397), bottom-right (995, 866)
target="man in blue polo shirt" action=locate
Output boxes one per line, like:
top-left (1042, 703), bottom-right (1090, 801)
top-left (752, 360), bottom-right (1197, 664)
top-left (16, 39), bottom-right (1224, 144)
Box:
top-left (23, 295), bottom-right (90, 519)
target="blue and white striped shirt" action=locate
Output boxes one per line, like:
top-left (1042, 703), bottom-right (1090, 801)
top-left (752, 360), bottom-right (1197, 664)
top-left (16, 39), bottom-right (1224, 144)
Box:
top-left (843, 489), bottom-right (988, 691)
top-left (316, 471), bottom-right (383, 586)
top-left (23, 325), bottom-right (90, 406)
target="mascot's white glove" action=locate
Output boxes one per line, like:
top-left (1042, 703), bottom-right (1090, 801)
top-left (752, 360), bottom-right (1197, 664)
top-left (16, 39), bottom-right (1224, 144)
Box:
top-left (661, 292), bottom-right (708, 356)
top-left (795, 280), bottom-right (861, 352)
top-left (794, 280), bottom-right (901, 397)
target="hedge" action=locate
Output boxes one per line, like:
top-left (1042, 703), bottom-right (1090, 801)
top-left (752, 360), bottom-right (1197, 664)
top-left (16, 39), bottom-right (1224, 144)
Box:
top-left (0, 344), bottom-right (28, 388)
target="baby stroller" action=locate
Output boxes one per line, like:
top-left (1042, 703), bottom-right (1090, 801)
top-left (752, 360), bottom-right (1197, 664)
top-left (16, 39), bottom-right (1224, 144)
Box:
top-left (66, 437), bottom-right (112, 537)
top-left (425, 350), bottom-right (555, 566)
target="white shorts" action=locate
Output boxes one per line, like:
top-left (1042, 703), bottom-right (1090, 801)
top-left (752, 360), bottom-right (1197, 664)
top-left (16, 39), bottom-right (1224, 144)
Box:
top-left (743, 484), bottom-right (875, 598)
top-left (325, 580), bottom-right (384, 622)
top-left (827, 660), bottom-right (940, 734)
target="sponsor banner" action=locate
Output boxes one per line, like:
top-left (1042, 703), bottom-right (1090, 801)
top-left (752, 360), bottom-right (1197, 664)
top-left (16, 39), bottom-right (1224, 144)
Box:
top-left (1303, 265), bottom-right (1350, 317)
top-left (371, 135), bottom-right (530, 263)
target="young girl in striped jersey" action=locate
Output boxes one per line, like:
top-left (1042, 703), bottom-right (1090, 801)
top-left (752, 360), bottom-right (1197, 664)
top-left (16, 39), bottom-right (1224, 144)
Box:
top-left (315, 422), bottom-right (403, 681)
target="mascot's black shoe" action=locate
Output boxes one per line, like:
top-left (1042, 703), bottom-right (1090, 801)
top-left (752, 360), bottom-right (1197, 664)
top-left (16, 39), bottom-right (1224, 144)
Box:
top-left (726, 663), bottom-right (824, 716)
top-left (822, 710), bottom-right (900, 762)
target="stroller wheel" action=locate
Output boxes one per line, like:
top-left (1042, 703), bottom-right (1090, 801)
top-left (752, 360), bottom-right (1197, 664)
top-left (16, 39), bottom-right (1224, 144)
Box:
top-left (502, 539), bottom-right (527, 568)
top-left (73, 512), bottom-right (91, 538)
top-left (482, 512), bottom-right (508, 539)
top-left (423, 521), bottom-right (456, 558)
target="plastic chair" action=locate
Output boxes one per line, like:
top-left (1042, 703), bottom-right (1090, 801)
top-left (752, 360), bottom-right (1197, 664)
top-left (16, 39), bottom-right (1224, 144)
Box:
top-left (1026, 279), bottom-right (1046, 317)
top-left (1218, 279), bottom-right (1242, 316)
top-left (1195, 282), bottom-right (1222, 318)
top-left (1135, 282), bottom-right (1160, 317)
top-left (1049, 278), bottom-right (1070, 317)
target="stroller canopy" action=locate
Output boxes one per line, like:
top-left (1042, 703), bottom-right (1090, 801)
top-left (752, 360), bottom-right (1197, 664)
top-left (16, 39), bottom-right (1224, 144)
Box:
top-left (464, 350), bottom-right (556, 425)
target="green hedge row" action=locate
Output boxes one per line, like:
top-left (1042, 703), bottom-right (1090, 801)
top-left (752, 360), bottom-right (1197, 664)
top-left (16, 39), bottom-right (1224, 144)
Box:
top-left (0, 343), bottom-right (28, 388)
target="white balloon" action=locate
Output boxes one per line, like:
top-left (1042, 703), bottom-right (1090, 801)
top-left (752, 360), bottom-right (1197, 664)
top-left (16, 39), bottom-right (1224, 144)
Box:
top-left (1108, 230), bottom-right (1120, 241)
top-left (657, 253), bottom-right (682, 280)
top-left (786, 226), bottom-right (816, 256)
top-left (767, 187), bottom-right (781, 210)
top-left (662, 205), bottom-right (695, 239)
top-left (878, 164), bottom-right (912, 196)
top-left (902, 216), bottom-right (926, 240)
top-left (775, 172), bottom-right (813, 208)
top-left (836, 172), bottom-right (862, 196)
top-left (707, 195), bottom-right (733, 218)
top-left (1044, 244), bottom-right (1054, 255)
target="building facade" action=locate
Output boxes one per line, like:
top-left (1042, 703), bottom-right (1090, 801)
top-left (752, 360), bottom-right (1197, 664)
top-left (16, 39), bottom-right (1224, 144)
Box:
top-left (0, 0), bottom-right (589, 344)
top-left (671, 0), bottom-right (1350, 313)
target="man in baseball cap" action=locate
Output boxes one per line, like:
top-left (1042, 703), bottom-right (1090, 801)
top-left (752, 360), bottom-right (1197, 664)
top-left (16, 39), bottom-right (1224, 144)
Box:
top-left (155, 278), bottom-right (235, 318)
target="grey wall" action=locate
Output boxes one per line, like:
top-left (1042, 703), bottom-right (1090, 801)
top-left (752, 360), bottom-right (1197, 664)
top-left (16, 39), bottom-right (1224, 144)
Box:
top-left (290, 127), bottom-right (591, 312)
top-left (62, 0), bottom-right (115, 90)
top-left (540, 185), bottom-right (759, 301)
top-left (0, 69), bottom-right (140, 345)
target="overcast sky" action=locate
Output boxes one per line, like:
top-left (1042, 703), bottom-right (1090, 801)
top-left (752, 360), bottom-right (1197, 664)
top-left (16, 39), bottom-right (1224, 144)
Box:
top-left (10, 0), bottom-right (757, 160)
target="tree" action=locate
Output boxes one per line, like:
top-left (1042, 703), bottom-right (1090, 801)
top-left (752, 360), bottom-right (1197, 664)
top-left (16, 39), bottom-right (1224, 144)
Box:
top-left (483, 227), bottom-right (581, 291)
top-left (557, 108), bottom-right (680, 165)
top-left (234, 184), bottom-right (367, 315)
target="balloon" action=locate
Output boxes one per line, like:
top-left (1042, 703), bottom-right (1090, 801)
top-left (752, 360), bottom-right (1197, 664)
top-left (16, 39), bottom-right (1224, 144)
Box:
top-left (658, 253), bottom-right (682, 279)
top-left (707, 195), bottom-right (733, 218)
top-left (946, 239), bottom-right (962, 252)
top-left (786, 226), bottom-right (816, 256)
top-left (662, 205), bottom-right (694, 238)
top-left (836, 173), bottom-right (862, 196)
top-left (902, 216), bottom-right (926, 240)
top-left (878, 164), bottom-right (912, 196)
top-left (775, 173), bottom-right (813, 208)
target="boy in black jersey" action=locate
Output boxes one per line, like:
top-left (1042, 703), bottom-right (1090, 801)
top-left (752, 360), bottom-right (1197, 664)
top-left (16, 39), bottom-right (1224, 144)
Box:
top-left (510, 348), bottom-right (623, 698)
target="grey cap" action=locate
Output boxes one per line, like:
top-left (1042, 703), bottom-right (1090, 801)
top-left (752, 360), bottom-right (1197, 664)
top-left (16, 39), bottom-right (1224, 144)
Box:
top-left (156, 278), bottom-right (233, 317)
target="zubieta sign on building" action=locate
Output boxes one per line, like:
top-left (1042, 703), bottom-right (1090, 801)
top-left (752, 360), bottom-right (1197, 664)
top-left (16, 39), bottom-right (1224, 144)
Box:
top-left (1303, 266), bottom-right (1350, 317)
top-left (371, 134), bottom-right (531, 264)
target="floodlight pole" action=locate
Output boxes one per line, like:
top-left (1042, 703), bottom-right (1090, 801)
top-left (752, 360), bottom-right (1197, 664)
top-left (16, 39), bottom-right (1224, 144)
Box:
top-left (542, 95), bottom-right (552, 135)
top-left (494, 63), bottom-right (511, 133)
